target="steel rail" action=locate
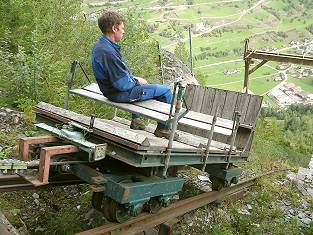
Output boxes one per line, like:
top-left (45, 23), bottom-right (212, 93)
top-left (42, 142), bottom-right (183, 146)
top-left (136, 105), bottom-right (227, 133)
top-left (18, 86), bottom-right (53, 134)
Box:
top-left (0, 175), bottom-right (84, 192)
top-left (76, 171), bottom-right (281, 235)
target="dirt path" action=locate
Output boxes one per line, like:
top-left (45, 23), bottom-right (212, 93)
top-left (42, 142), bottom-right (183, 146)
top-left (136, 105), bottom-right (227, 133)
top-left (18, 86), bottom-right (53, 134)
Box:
top-left (147, 0), bottom-right (244, 23)
top-left (143, 0), bottom-right (244, 11)
top-left (163, 0), bottom-right (267, 49)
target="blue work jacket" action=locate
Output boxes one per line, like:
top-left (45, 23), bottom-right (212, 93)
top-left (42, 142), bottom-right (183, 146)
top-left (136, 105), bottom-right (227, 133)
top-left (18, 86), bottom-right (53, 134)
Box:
top-left (91, 35), bottom-right (142, 102)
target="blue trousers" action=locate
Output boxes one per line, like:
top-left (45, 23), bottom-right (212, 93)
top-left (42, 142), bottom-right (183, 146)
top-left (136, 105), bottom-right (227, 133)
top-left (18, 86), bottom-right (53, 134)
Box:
top-left (132, 84), bottom-right (172, 130)
top-left (105, 84), bottom-right (172, 130)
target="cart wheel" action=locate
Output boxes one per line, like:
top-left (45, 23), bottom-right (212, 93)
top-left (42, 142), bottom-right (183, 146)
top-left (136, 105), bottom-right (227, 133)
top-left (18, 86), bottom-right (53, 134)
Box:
top-left (102, 197), bottom-right (130, 223)
top-left (91, 192), bottom-right (104, 210)
top-left (144, 197), bottom-right (162, 214)
top-left (210, 176), bottom-right (228, 191)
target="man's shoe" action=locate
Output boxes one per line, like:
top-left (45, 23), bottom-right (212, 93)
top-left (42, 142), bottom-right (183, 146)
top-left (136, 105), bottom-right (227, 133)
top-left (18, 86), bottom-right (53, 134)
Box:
top-left (154, 128), bottom-right (179, 140)
top-left (130, 118), bottom-right (146, 130)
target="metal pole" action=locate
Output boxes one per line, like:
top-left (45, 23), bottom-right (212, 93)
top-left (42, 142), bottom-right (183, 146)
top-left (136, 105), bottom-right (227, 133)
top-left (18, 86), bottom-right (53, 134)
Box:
top-left (157, 41), bottom-right (165, 84)
top-left (163, 82), bottom-right (184, 177)
top-left (188, 25), bottom-right (193, 75)
top-left (226, 111), bottom-right (241, 169)
top-left (64, 60), bottom-right (78, 110)
top-left (202, 107), bottom-right (219, 171)
top-left (243, 39), bottom-right (250, 93)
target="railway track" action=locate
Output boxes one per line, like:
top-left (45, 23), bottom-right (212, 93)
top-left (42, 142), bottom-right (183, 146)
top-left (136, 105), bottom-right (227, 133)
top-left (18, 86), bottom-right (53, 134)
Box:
top-left (0, 174), bottom-right (84, 192)
top-left (76, 171), bottom-right (280, 235)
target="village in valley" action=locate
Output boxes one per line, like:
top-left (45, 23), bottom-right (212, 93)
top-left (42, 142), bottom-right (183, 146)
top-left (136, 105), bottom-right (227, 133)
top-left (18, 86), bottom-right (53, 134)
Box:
top-left (267, 39), bottom-right (313, 107)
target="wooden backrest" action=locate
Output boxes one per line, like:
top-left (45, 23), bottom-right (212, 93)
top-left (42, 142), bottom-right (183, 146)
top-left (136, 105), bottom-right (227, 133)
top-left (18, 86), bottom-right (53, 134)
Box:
top-left (183, 84), bottom-right (262, 126)
top-left (180, 84), bottom-right (263, 151)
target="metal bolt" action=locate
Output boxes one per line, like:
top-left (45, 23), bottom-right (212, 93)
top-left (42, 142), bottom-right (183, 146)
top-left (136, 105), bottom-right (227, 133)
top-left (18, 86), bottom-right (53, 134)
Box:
top-left (61, 164), bottom-right (71, 172)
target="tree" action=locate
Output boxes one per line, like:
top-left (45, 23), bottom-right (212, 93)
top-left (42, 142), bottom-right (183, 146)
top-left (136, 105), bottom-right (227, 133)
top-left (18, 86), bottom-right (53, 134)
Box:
top-left (174, 41), bottom-right (189, 65)
top-left (120, 11), bottom-right (160, 82)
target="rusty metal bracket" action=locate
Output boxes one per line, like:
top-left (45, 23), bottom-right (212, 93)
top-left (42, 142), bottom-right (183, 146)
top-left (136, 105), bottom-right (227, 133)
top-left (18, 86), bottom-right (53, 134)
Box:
top-left (19, 135), bottom-right (59, 161)
top-left (34, 145), bottom-right (80, 186)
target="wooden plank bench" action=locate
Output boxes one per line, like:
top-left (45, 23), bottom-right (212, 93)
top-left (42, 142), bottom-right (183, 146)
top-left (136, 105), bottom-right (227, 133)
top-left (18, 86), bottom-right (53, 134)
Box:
top-left (68, 83), bottom-right (262, 155)
top-left (70, 83), bottom-right (236, 137)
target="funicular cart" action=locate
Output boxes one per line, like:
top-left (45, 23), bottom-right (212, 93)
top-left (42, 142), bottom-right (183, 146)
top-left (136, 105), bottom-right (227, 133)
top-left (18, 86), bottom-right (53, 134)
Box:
top-left (4, 40), bottom-right (313, 224)
top-left (15, 59), bottom-right (263, 223)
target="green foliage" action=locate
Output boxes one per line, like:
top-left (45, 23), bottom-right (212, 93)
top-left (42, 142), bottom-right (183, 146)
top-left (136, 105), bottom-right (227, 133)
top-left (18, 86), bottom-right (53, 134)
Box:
top-left (174, 41), bottom-right (189, 65)
top-left (250, 116), bottom-right (310, 170)
top-left (17, 98), bottom-right (36, 125)
top-left (306, 24), bottom-right (313, 34)
top-left (121, 11), bottom-right (160, 82)
top-left (194, 70), bottom-right (206, 86)
top-left (0, 0), bottom-right (34, 51)
top-left (210, 227), bottom-right (233, 235)
top-left (0, 0), bottom-right (97, 109)
top-left (245, 103), bottom-right (313, 172)
top-left (262, 104), bottom-right (313, 157)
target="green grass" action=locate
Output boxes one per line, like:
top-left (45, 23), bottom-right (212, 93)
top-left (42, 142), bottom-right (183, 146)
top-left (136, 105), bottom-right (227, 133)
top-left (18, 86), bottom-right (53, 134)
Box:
top-left (289, 77), bottom-right (313, 93)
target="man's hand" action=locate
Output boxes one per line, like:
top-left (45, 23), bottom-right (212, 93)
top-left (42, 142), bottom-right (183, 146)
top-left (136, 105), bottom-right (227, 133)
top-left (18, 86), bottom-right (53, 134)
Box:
top-left (134, 76), bottom-right (148, 85)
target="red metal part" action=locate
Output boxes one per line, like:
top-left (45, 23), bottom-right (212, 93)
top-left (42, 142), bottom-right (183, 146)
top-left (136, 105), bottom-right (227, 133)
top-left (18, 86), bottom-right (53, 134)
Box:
top-left (0, 224), bottom-right (12, 235)
top-left (19, 135), bottom-right (59, 161)
top-left (36, 145), bottom-right (80, 185)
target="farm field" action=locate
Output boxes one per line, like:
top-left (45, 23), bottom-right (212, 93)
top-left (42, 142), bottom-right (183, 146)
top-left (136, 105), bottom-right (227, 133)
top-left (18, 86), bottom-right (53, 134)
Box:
top-left (83, 0), bottom-right (313, 98)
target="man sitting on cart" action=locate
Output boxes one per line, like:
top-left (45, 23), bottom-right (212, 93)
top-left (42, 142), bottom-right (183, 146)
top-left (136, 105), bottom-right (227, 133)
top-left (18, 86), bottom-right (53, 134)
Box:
top-left (92, 11), bottom-right (177, 139)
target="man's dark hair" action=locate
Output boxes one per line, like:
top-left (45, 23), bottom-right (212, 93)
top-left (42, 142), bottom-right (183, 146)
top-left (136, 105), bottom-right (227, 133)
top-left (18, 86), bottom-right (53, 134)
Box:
top-left (98, 11), bottom-right (124, 34)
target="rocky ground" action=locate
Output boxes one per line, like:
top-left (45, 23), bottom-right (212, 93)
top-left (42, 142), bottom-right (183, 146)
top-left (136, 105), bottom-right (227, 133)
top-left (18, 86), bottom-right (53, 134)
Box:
top-left (283, 158), bottom-right (313, 226)
top-left (162, 50), bottom-right (199, 87)
top-left (0, 107), bottom-right (24, 133)
top-left (175, 161), bottom-right (313, 234)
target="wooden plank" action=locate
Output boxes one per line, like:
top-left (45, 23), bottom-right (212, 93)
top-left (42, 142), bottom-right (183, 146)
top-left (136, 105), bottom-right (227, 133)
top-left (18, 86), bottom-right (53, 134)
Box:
top-left (222, 91), bottom-right (239, 120)
top-left (103, 118), bottom-right (198, 151)
top-left (70, 89), bottom-right (169, 123)
top-left (244, 95), bottom-right (263, 126)
top-left (79, 83), bottom-right (234, 130)
top-left (190, 85), bottom-right (205, 112)
top-left (134, 100), bottom-right (234, 130)
top-left (35, 102), bottom-right (150, 147)
top-left (35, 111), bottom-right (145, 151)
top-left (200, 87), bottom-right (216, 115)
top-left (211, 89), bottom-right (227, 117)
top-left (183, 84), bottom-right (196, 109)
top-left (112, 116), bottom-right (233, 151)
top-left (234, 93), bottom-right (250, 123)
top-left (178, 118), bottom-right (232, 136)
top-left (82, 83), bottom-right (102, 94)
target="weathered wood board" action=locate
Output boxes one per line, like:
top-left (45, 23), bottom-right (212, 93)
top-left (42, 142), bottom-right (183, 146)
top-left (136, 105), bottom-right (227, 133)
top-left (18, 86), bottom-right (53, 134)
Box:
top-left (35, 103), bottom-right (213, 153)
top-left (35, 102), bottom-right (150, 147)
top-left (70, 89), bottom-right (169, 123)
top-left (183, 84), bottom-right (263, 151)
top-left (72, 83), bottom-right (235, 137)
top-left (110, 116), bottom-right (234, 152)
top-left (69, 83), bottom-right (261, 152)
top-left (184, 84), bottom-right (263, 127)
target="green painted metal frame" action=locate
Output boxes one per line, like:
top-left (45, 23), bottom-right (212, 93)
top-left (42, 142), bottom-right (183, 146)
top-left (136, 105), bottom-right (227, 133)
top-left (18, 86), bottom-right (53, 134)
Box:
top-left (34, 115), bottom-right (246, 168)
top-left (107, 146), bottom-right (247, 167)
top-left (35, 123), bottom-right (107, 162)
top-left (70, 164), bottom-right (184, 205)
top-left (205, 165), bottom-right (243, 184)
